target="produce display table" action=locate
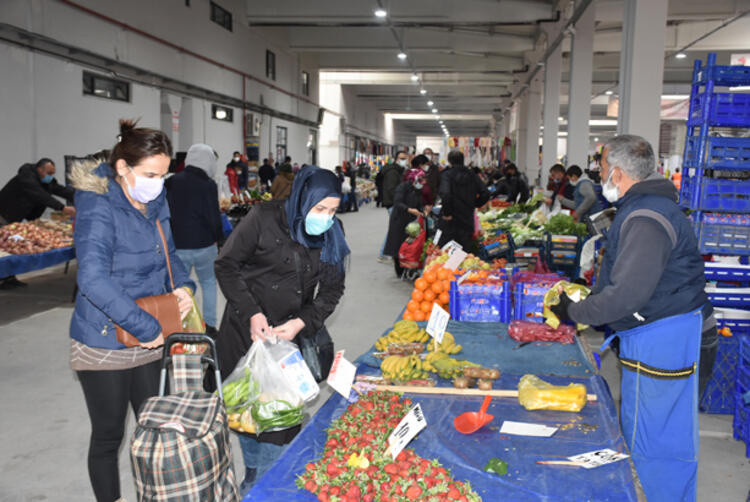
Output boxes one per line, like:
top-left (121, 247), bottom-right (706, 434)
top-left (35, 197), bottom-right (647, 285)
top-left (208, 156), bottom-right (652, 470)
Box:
top-left (0, 246), bottom-right (75, 278)
top-left (248, 320), bottom-right (640, 501)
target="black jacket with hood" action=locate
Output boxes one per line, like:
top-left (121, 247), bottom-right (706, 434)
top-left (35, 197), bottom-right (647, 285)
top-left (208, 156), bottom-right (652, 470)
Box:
top-left (0, 164), bottom-right (74, 222)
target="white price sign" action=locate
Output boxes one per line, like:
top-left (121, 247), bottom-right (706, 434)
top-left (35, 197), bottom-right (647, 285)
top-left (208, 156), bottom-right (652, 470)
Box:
top-left (387, 403), bottom-right (427, 459)
top-left (426, 303), bottom-right (450, 345)
top-left (441, 240), bottom-right (461, 254)
top-left (433, 229), bottom-right (442, 246)
top-left (567, 449), bottom-right (629, 469)
top-left (326, 350), bottom-right (357, 399)
top-left (444, 248), bottom-right (468, 271)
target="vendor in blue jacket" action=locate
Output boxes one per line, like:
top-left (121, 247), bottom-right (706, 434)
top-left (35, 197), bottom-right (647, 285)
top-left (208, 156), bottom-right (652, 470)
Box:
top-left (550, 134), bottom-right (715, 502)
top-left (69, 119), bottom-right (195, 502)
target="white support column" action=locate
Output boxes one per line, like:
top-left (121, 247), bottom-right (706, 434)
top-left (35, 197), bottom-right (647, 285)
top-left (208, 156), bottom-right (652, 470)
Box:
top-left (525, 75), bottom-right (543, 184)
top-left (567, 1), bottom-right (595, 168)
top-left (617, 0), bottom-right (669, 152)
top-left (542, 42), bottom-right (562, 188)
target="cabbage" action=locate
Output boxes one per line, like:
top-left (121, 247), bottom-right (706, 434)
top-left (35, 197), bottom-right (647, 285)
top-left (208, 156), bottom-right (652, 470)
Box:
top-left (405, 221), bottom-right (421, 238)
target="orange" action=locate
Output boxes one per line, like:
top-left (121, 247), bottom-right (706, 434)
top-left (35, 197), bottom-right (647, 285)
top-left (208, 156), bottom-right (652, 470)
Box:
top-left (439, 291), bottom-right (450, 305)
top-left (437, 268), bottom-right (451, 281)
top-left (442, 280), bottom-right (452, 292)
top-left (413, 310), bottom-right (426, 322)
top-left (431, 281), bottom-right (443, 294)
top-left (420, 301), bottom-right (433, 313)
top-left (406, 300), bottom-right (419, 312)
top-left (403, 311), bottom-right (414, 321)
top-left (411, 289), bottom-right (424, 302)
top-left (423, 269), bottom-right (437, 284)
top-left (424, 289), bottom-right (436, 302)
top-left (414, 278), bottom-right (428, 291)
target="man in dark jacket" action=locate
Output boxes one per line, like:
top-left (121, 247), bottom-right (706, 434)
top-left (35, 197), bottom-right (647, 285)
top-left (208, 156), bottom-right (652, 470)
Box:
top-left (422, 148), bottom-right (441, 199)
top-left (549, 135), bottom-right (713, 502)
top-left (377, 151), bottom-right (408, 263)
top-left (227, 151), bottom-right (248, 190)
top-left (0, 158), bottom-right (75, 225)
top-left (166, 144), bottom-right (224, 332)
top-left (493, 162), bottom-right (529, 203)
top-left (437, 151), bottom-right (490, 250)
top-left (258, 158), bottom-right (276, 189)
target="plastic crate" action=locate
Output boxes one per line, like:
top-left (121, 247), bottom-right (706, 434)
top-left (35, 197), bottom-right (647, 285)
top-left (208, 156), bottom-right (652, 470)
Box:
top-left (696, 64), bottom-right (750, 87)
top-left (546, 234), bottom-right (582, 277)
top-left (449, 281), bottom-right (511, 323)
top-left (512, 283), bottom-right (549, 323)
top-left (684, 136), bottom-right (750, 170)
top-left (701, 310), bottom-right (750, 413)
top-left (738, 364), bottom-right (750, 397)
top-left (680, 174), bottom-right (750, 213)
top-left (480, 232), bottom-right (512, 260)
top-left (706, 287), bottom-right (750, 308)
top-left (693, 213), bottom-right (750, 255)
top-left (732, 392), bottom-right (750, 457)
top-left (705, 262), bottom-right (750, 283)
top-left (688, 92), bottom-right (750, 128)
top-left (513, 247), bottom-right (542, 268)
top-left (742, 336), bottom-right (750, 368)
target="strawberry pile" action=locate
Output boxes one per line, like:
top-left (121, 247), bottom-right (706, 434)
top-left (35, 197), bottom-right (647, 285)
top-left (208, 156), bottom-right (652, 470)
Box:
top-left (296, 392), bottom-right (481, 502)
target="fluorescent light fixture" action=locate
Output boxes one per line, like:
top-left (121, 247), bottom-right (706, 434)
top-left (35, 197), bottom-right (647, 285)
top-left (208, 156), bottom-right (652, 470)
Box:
top-left (730, 86), bottom-right (750, 92)
top-left (411, 73), bottom-right (419, 81)
top-left (662, 94), bottom-right (690, 99)
top-left (435, 115), bottom-right (441, 120)
top-left (605, 90), bottom-right (613, 95)
top-left (558, 116), bottom-right (563, 121)
top-left (675, 52), bottom-right (687, 59)
top-left (420, 88), bottom-right (427, 94)
top-left (215, 109), bottom-right (227, 120)
top-left (374, 9), bottom-right (387, 18)
top-left (594, 137), bottom-right (599, 141)
top-left (432, 108), bottom-right (438, 113)
top-left (589, 119), bottom-right (618, 126)
top-left (397, 52), bottom-right (407, 60)
top-left (427, 100), bottom-right (434, 106)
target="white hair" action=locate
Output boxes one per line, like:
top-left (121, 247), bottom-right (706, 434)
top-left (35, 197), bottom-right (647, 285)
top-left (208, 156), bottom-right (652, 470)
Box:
top-left (604, 135), bottom-right (655, 181)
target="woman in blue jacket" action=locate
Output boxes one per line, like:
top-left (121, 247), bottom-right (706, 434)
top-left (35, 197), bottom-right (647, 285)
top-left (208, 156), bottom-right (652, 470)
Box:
top-left (69, 120), bottom-right (195, 502)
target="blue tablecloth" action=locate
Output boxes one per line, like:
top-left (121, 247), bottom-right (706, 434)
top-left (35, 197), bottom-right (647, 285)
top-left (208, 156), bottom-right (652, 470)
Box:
top-left (0, 247), bottom-right (75, 277)
top-left (249, 373), bottom-right (637, 501)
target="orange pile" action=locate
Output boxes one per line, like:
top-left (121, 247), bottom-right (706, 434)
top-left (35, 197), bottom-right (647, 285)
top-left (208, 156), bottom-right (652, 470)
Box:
top-left (403, 265), bottom-right (454, 321)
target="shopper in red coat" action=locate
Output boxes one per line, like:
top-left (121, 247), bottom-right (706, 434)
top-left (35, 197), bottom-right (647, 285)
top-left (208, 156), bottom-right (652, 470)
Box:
top-left (224, 165), bottom-right (239, 194)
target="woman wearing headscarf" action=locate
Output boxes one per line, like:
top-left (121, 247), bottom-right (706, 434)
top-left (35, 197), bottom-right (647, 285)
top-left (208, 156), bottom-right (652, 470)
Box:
top-left (213, 165), bottom-right (349, 493)
top-left (165, 143), bottom-right (224, 332)
top-left (383, 167), bottom-right (428, 277)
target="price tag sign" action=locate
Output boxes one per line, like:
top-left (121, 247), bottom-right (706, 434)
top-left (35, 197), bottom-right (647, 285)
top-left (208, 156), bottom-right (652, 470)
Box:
top-left (433, 229), bottom-right (442, 246)
top-left (326, 350), bottom-right (357, 399)
top-left (426, 303), bottom-right (450, 344)
top-left (387, 403), bottom-right (427, 459)
top-left (441, 240), bottom-right (461, 254)
top-left (444, 248), bottom-right (468, 271)
top-left (567, 449), bottom-right (629, 469)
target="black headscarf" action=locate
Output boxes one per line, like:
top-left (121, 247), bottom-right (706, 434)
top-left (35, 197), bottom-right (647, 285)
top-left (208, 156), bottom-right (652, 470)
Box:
top-left (285, 165), bottom-right (350, 267)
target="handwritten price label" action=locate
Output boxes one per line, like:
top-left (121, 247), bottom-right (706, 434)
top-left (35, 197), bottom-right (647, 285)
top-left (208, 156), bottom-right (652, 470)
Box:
top-left (326, 350), bottom-right (357, 399)
top-left (387, 403), bottom-right (427, 460)
top-left (426, 303), bottom-right (450, 345)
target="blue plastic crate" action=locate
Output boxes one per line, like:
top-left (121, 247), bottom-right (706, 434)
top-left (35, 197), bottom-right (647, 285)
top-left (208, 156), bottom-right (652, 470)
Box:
top-left (449, 281), bottom-right (511, 323)
top-left (688, 92), bottom-right (750, 128)
top-left (732, 392), bottom-right (750, 458)
top-left (697, 64), bottom-right (750, 87)
top-left (701, 333), bottom-right (743, 414)
top-left (742, 336), bottom-right (750, 368)
top-left (738, 364), bottom-right (750, 397)
top-left (692, 213), bottom-right (750, 255)
top-left (706, 287), bottom-right (750, 308)
top-left (705, 263), bottom-right (750, 283)
top-left (684, 136), bottom-right (750, 170)
top-left (680, 175), bottom-right (750, 213)
top-left (512, 283), bottom-right (549, 323)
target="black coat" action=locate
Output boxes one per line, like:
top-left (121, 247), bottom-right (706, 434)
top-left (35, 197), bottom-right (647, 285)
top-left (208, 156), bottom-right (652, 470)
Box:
top-left (214, 201), bottom-right (345, 382)
top-left (439, 166), bottom-right (490, 229)
top-left (384, 182), bottom-right (423, 257)
top-left (380, 163), bottom-right (404, 208)
top-left (165, 166), bottom-right (223, 249)
top-left (259, 163), bottom-right (276, 186)
top-left (0, 164), bottom-right (74, 222)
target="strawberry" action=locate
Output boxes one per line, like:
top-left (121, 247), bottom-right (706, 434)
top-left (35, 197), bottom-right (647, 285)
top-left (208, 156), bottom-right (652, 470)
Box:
top-left (325, 463), bottom-right (340, 477)
top-left (304, 480), bottom-right (318, 492)
top-left (363, 495), bottom-right (375, 502)
top-left (405, 484), bottom-right (422, 500)
top-left (448, 486), bottom-right (461, 499)
top-left (329, 485), bottom-right (341, 496)
top-left (345, 484), bottom-right (362, 499)
top-left (396, 451), bottom-right (407, 462)
top-left (384, 464), bottom-right (398, 475)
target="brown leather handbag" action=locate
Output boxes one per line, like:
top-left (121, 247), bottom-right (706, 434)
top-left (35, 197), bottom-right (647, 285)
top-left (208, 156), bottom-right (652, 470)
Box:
top-left (115, 220), bottom-right (182, 347)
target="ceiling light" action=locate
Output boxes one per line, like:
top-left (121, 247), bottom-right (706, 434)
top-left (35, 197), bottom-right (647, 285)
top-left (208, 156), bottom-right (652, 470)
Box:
top-left (427, 100), bottom-right (434, 106)
top-left (432, 108), bottom-right (438, 113)
top-left (558, 116), bottom-right (563, 121)
top-left (420, 88), bottom-right (427, 94)
top-left (605, 90), bottom-right (613, 95)
top-left (675, 52), bottom-right (687, 59)
top-left (410, 74), bottom-right (419, 82)
top-left (374, 9), bottom-right (387, 18)
top-left (397, 52), bottom-right (407, 61)
top-left (594, 137), bottom-right (600, 141)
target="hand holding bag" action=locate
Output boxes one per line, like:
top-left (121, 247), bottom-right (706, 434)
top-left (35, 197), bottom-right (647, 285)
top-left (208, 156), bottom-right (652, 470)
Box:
top-left (115, 220), bottom-right (182, 347)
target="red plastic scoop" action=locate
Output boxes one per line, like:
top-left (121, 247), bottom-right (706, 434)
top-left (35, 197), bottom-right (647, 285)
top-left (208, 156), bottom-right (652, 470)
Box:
top-left (454, 395), bottom-right (494, 434)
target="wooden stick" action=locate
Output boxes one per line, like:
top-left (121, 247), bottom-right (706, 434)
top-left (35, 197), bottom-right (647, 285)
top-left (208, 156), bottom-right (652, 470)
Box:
top-left (373, 384), bottom-right (598, 402)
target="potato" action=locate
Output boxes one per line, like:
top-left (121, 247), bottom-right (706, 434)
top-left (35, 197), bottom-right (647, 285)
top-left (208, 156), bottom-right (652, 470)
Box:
top-left (453, 376), bottom-right (470, 389)
top-left (477, 379), bottom-right (493, 390)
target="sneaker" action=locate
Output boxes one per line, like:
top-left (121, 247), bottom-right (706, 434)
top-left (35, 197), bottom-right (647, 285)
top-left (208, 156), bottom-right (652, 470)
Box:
top-left (376, 256), bottom-right (393, 264)
top-left (0, 276), bottom-right (27, 289)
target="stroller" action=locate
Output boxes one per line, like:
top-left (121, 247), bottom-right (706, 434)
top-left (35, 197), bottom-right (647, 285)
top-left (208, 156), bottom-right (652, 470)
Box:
top-left (130, 334), bottom-right (239, 501)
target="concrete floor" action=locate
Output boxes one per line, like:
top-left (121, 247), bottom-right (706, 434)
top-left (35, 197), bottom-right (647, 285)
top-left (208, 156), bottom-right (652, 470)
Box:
top-left (1, 203), bottom-right (748, 501)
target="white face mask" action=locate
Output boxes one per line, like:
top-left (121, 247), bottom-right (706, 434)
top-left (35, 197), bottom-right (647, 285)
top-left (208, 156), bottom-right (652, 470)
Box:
top-left (602, 168), bottom-right (619, 203)
top-left (422, 166), bottom-right (430, 172)
top-left (414, 182), bottom-right (423, 190)
top-left (124, 167), bottom-right (164, 204)
top-left (233, 156), bottom-right (241, 162)
top-left (397, 159), bottom-right (408, 168)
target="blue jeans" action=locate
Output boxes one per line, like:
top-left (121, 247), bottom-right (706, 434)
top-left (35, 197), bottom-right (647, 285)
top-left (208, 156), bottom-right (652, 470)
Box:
top-left (236, 434), bottom-right (286, 488)
top-left (379, 207), bottom-right (393, 257)
top-left (175, 246), bottom-right (218, 327)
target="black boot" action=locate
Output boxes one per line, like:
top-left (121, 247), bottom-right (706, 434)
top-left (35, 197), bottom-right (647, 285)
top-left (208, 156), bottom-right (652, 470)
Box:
top-left (239, 467), bottom-right (257, 494)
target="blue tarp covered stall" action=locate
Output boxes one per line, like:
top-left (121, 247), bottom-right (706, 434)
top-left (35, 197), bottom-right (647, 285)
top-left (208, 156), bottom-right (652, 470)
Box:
top-left (0, 246), bottom-right (75, 277)
top-left (247, 320), bottom-right (640, 501)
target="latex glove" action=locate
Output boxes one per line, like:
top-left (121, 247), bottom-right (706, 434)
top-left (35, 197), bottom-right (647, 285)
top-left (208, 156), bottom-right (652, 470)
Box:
top-left (173, 287), bottom-right (193, 320)
top-left (250, 312), bottom-right (272, 342)
top-left (272, 318), bottom-right (306, 341)
top-left (141, 333), bottom-right (165, 349)
top-left (549, 291), bottom-right (575, 324)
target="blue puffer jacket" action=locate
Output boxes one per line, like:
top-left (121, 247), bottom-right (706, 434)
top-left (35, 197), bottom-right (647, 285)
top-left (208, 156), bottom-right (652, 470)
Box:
top-left (69, 162), bottom-right (195, 349)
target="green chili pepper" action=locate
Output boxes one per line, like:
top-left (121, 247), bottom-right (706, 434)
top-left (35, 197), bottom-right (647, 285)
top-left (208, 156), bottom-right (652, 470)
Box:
top-left (484, 458), bottom-right (508, 476)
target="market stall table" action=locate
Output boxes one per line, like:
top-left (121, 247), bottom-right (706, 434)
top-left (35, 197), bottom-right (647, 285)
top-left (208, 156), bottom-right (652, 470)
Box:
top-left (0, 246), bottom-right (75, 278)
top-left (247, 320), bottom-right (641, 501)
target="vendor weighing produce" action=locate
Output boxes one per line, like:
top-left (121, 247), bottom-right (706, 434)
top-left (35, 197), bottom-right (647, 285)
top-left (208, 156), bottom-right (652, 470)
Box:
top-left (550, 134), bottom-right (714, 502)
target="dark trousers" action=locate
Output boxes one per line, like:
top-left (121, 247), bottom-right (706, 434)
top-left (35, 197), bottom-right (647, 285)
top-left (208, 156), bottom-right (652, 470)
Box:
top-left (699, 324), bottom-right (718, 398)
top-left (438, 220), bottom-right (474, 252)
top-left (78, 360), bottom-right (161, 502)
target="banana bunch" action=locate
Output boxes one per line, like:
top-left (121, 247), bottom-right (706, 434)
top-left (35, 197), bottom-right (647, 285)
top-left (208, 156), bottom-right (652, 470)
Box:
top-left (375, 320), bottom-right (430, 351)
top-left (427, 331), bottom-right (462, 355)
top-left (381, 354), bottom-right (429, 381)
top-left (423, 351), bottom-right (480, 379)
